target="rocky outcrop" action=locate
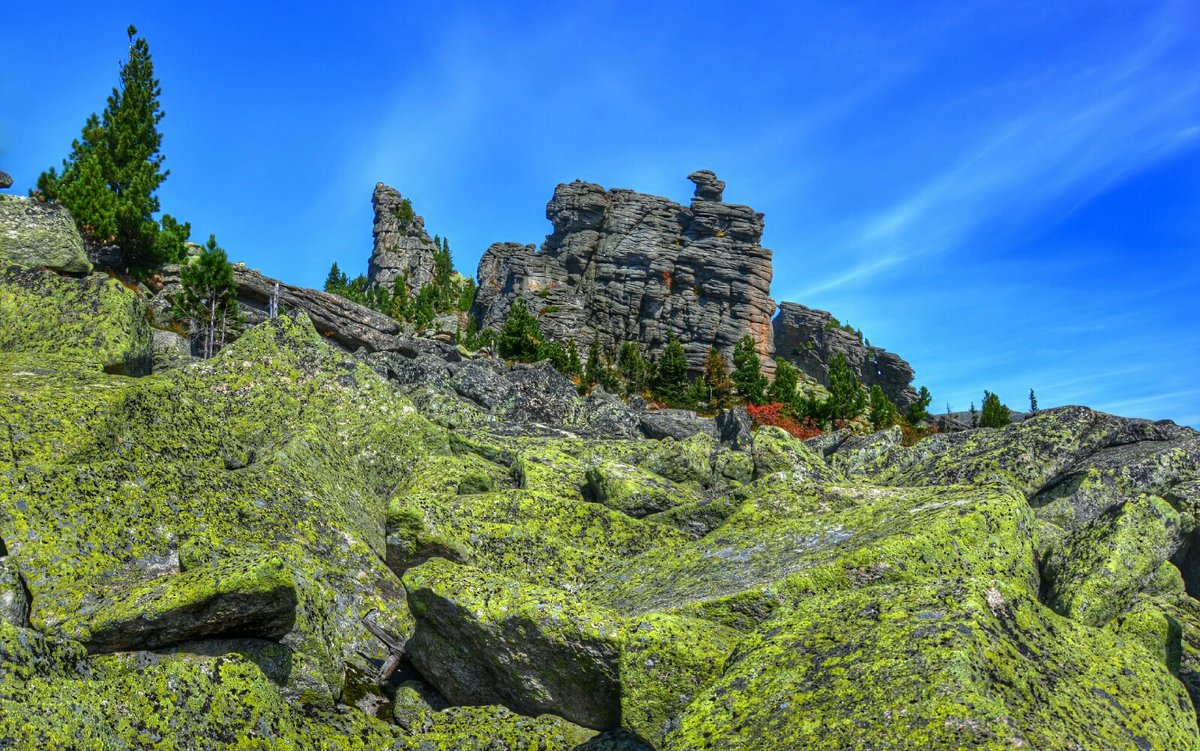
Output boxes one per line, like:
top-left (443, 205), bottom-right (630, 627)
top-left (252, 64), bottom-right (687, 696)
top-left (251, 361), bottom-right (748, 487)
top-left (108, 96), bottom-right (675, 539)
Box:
top-left (368, 182), bottom-right (439, 293)
top-left (773, 300), bottom-right (918, 409)
top-left (0, 196), bottom-right (92, 274)
top-left (473, 173), bottom-right (776, 375)
top-left (151, 262), bottom-right (404, 353)
top-left (0, 171), bottom-right (12, 189)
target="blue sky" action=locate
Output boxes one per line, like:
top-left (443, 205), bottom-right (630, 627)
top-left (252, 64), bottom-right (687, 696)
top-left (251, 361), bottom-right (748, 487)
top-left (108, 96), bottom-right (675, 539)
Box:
top-left (3, 1), bottom-right (1198, 426)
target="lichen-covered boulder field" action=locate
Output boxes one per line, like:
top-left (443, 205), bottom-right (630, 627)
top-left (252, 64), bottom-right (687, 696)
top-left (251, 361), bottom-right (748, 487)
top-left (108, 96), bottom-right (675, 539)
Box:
top-left (2, 240), bottom-right (1200, 748)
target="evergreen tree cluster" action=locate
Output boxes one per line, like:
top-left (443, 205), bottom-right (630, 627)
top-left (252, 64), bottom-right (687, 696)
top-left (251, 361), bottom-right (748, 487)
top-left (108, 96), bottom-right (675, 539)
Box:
top-left (323, 235), bottom-right (475, 330)
top-left (35, 26), bottom-right (190, 277)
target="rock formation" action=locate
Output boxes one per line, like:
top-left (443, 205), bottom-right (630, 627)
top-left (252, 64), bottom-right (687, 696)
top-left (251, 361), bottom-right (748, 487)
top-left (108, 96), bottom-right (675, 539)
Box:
top-left (368, 182), bottom-right (439, 293)
top-left (151, 262), bottom-right (404, 354)
top-left (473, 172), bottom-right (776, 374)
top-left (0, 171), bottom-right (12, 189)
top-left (774, 301), bottom-right (918, 409)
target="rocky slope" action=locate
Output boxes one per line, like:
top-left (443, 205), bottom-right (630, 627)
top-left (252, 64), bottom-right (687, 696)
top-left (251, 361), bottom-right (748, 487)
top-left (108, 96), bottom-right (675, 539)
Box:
top-left (472, 171), bottom-right (777, 375)
top-left (4, 200), bottom-right (1200, 750)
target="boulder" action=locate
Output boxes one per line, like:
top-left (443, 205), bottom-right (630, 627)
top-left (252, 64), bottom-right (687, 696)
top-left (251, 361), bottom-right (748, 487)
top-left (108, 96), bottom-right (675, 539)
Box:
top-left (0, 171), bottom-right (12, 189)
top-left (151, 327), bottom-right (193, 371)
top-left (57, 554), bottom-right (298, 653)
top-left (403, 558), bottom-right (737, 743)
top-left (151, 263), bottom-right (404, 353)
top-left (0, 195), bottom-right (92, 274)
top-left (0, 266), bottom-right (151, 375)
top-left (715, 407), bottom-right (753, 451)
top-left (639, 409), bottom-right (717, 441)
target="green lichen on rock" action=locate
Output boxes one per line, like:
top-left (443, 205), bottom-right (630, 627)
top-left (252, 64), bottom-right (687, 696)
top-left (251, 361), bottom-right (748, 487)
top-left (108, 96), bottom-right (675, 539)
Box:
top-left (669, 581), bottom-right (1200, 750)
top-left (0, 266), bottom-right (150, 375)
top-left (403, 558), bottom-right (737, 742)
top-left (57, 553), bottom-right (297, 652)
top-left (0, 631), bottom-right (405, 749)
top-left (0, 313), bottom-right (444, 705)
top-left (0, 196), bottom-right (92, 274)
top-left (1041, 494), bottom-right (1183, 627)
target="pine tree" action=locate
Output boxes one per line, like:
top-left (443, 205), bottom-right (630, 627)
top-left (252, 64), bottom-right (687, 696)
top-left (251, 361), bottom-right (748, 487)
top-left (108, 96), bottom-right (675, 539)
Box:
top-left (37, 26), bottom-right (188, 275)
top-left (618, 342), bottom-right (651, 396)
top-left (980, 390), bottom-right (1011, 428)
top-left (652, 333), bottom-right (690, 406)
top-left (564, 339), bottom-right (583, 379)
top-left (905, 385), bottom-right (933, 425)
top-left (323, 262), bottom-right (348, 294)
top-left (498, 299), bottom-right (543, 362)
top-left (173, 234), bottom-right (238, 358)
top-left (768, 358), bottom-right (800, 406)
top-left (1029, 389), bottom-right (1039, 414)
top-left (868, 385), bottom-right (899, 429)
top-left (825, 352), bottom-right (866, 422)
top-left (702, 348), bottom-right (734, 410)
top-left (583, 334), bottom-right (604, 392)
top-left (969, 401), bottom-right (978, 427)
top-left (731, 336), bottom-right (768, 405)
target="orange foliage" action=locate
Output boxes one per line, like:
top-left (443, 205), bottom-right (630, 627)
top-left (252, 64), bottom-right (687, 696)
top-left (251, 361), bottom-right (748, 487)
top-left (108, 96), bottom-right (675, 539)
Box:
top-left (746, 402), bottom-right (823, 440)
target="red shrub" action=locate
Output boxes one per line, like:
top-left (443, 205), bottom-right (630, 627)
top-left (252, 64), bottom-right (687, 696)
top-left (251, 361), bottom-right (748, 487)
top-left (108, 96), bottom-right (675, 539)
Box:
top-left (746, 402), bottom-right (822, 440)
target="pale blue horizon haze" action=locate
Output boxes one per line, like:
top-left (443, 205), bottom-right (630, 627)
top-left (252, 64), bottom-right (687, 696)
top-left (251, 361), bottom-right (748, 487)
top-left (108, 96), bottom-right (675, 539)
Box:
top-left (2, 2), bottom-right (1198, 426)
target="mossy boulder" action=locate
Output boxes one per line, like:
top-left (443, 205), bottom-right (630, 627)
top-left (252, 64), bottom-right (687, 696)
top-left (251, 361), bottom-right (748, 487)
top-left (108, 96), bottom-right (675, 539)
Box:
top-left (0, 196), bottom-right (91, 274)
top-left (0, 628), bottom-right (405, 749)
top-left (0, 266), bottom-right (151, 375)
top-left (586, 483), bottom-right (1036, 632)
top-left (870, 406), bottom-right (1194, 498)
top-left (0, 313), bottom-right (445, 705)
top-left (669, 581), bottom-right (1200, 750)
top-left (584, 459), bottom-right (701, 518)
top-left (1041, 494), bottom-right (1183, 627)
top-left (56, 553), bottom-right (298, 653)
top-left (403, 558), bottom-right (737, 743)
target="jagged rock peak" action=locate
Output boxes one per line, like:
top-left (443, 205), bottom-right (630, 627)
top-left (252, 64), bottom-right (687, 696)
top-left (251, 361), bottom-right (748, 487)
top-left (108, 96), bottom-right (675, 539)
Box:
top-left (369, 182), bottom-right (437, 293)
top-left (688, 169), bottom-right (725, 202)
top-left (473, 173), bottom-right (776, 375)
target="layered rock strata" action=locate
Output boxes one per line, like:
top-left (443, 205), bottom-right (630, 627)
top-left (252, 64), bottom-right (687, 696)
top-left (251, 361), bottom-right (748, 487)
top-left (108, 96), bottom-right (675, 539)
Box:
top-left (473, 172), bottom-right (776, 375)
top-left (774, 301), bottom-right (918, 409)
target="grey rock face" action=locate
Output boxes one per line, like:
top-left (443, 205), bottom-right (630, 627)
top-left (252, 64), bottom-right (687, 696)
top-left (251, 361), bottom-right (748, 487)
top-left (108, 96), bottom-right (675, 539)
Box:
top-left (473, 173), bottom-right (776, 377)
top-left (716, 407), bottom-right (754, 451)
top-left (0, 195), bottom-right (92, 274)
top-left (368, 183), bottom-right (438, 294)
top-left (152, 264), bottom-right (403, 354)
top-left (773, 301), bottom-right (918, 409)
top-left (0, 559), bottom-right (30, 627)
top-left (639, 410), bottom-right (718, 441)
top-left (151, 329), bottom-right (193, 371)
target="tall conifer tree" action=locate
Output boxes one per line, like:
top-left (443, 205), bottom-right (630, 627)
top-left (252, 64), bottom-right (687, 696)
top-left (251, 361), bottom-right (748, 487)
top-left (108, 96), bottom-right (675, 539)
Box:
top-left (37, 26), bottom-right (188, 275)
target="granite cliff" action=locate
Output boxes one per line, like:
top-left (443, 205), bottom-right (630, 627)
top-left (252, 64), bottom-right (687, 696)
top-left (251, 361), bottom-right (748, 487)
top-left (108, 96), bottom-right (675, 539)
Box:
top-left (472, 171), bottom-right (777, 375)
